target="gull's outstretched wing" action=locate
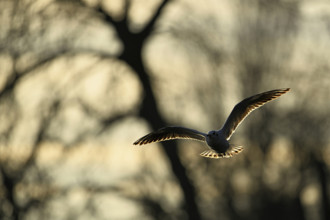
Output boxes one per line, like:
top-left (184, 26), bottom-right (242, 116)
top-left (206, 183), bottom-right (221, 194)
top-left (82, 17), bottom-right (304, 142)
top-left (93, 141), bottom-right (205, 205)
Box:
top-left (133, 126), bottom-right (206, 145)
top-left (220, 88), bottom-right (290, 140)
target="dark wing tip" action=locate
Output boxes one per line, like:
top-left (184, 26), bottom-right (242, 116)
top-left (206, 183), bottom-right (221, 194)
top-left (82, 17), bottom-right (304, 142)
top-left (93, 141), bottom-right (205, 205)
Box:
top-left (133, 136), bottom-right (150, 145)
top-left (273, 88), bottom-right (290, 96)
top-left (133, 140), bottom-right (141, 145)
top-left (256, 88), bottom-right (290, 103)
top-left (133, 132), bottom-right (171, 146)
top-left (268, 88), bottom-right (290, 100)
top-left (277, 88), bottom-right (290, 94)
top-left (133, 137), bottom-right (155, 145)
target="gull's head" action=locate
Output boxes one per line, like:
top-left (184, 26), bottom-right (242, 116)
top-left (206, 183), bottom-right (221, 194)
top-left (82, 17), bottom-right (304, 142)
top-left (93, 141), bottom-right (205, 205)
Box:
top-left (207, 130), bottom-right (218, 138)
top-left (206, 130), bottom-right (222, 147)
top-left (206, 130), bottom-right (228, 149)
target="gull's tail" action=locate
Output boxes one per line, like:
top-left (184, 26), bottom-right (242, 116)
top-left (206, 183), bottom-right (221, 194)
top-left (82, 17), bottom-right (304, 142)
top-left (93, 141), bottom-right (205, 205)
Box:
top-left (200, 146), bottom-right (244, 159)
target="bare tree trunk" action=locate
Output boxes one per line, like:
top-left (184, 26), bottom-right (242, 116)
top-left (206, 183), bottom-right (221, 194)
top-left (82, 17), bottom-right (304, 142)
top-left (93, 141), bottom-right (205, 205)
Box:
top-left (0, 168), bottom-right (20, 220)
top-left (122, 44), bottom-right (202, 220)
top-left (97, 1), bottom-right (202, 219)
top-left (313, 154), bottom-right (330, 220)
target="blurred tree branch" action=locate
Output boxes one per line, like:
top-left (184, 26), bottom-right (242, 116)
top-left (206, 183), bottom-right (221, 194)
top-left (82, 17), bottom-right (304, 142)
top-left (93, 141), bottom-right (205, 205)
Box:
top-left (1, 0), bottom-right (201, 219)
top-left (93, 1), bottom-right (202, 219)
top-left (1, 0), bottom-right (329, 219)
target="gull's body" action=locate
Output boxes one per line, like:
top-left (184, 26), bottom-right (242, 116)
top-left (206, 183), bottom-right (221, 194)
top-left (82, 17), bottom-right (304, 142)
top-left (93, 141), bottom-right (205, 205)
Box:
top-left (134, 88), bottom-right (290, 159)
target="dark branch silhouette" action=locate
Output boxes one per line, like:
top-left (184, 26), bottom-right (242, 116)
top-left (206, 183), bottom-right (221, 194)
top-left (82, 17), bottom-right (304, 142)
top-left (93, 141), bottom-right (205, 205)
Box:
top-left (0, 0), bottom-right (329, 220)
top-left (94, 1), bottom-right (201, 219)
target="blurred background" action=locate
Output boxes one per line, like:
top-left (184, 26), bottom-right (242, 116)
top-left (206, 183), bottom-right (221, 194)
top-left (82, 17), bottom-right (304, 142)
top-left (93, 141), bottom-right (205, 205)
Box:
top-left (0, 0), bottom-right (330, 219)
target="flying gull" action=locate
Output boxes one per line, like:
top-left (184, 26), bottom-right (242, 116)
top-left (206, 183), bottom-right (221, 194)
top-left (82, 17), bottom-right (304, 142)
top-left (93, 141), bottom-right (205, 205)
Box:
top-left (133, 88), bottom-right (290, 159)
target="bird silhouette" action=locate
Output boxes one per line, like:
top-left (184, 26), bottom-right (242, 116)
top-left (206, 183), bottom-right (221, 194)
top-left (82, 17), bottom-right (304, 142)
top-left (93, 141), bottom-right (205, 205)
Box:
top-left (134, 88), bottom-right (290, 159)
